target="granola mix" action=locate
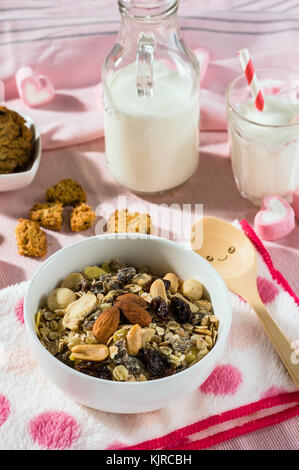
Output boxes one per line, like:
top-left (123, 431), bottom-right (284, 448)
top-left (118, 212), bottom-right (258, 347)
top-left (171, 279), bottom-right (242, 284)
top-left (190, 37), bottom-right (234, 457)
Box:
top-left (35, 260), bottom-right (219, 382)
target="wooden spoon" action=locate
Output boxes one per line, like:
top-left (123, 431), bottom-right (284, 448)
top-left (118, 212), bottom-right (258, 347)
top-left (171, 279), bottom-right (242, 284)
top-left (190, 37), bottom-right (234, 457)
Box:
top-left (191, 216), bottom-right (299, 388)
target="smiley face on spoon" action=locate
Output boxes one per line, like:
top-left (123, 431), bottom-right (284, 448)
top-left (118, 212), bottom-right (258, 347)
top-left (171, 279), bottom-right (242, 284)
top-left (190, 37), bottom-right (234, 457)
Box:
top-left (190, 216), bottom-right (256, 280)
top-left (206, 245), bottom-right (236, 263)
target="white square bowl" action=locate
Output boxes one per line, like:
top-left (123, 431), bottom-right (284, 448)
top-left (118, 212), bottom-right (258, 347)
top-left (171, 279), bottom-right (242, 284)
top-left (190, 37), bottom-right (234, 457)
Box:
top-left (0, 112), bottom-right (41, 192)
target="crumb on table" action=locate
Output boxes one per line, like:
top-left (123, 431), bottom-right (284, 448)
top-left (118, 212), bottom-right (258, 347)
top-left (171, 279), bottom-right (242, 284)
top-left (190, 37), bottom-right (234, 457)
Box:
top-left (15, 218), bottom-right (47, 258)
top-left (29, 202), bottom-right (63, 231)
top-left (70, 203), bottom-right (95, 232)
top-left (46, 178), bottom-right (86, 207)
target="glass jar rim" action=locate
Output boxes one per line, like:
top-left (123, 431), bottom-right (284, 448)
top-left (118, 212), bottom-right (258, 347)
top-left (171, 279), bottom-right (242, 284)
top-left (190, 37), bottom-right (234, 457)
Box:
top-left (225, 66), bottom-right (299, 129)
top-left (118, 0), bottom-right (178, 19)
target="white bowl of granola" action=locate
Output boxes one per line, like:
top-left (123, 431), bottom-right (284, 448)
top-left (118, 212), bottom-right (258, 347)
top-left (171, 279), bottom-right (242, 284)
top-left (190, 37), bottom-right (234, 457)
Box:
top-left (24, 234), bottom-right (232, 413)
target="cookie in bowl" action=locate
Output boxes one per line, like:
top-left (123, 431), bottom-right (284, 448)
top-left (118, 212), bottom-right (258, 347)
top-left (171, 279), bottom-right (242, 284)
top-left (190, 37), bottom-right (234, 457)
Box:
top-left (0, 109), bottom-right (41, 192)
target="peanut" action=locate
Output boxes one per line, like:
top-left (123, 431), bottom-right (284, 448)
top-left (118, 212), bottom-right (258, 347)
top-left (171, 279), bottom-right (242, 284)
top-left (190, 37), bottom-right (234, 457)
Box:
top-left (126, 324), bottom-right (142, 356)
top-left (71, 344), bottom-right (109, 362)
top-left (163, 273), bottom-right (180, 293)
top-left (150, 279), bottom-right (168, 302)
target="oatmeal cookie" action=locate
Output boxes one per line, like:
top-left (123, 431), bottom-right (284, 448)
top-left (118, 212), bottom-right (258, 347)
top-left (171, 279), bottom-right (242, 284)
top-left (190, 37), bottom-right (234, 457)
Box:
top-left (46, 178), bottom-right (86, 207)
top-left (15, 219), bottom-right (47, 258)
top-left (70, 203), bottom-right (95, 232)
top-left (29, 202), bottom-right (63, 231)
top-left (107, 209), bottom-right (153, 234)
top-left (0, 106), bottom-right (33, 174)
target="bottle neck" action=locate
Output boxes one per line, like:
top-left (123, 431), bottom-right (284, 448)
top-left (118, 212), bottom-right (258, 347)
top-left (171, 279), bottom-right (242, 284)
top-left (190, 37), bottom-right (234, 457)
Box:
top-left (118, 0), bottom-right (178, 22)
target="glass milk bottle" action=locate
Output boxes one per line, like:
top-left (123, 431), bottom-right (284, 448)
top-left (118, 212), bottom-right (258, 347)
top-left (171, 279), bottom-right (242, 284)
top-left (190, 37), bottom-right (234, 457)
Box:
top-left (102, 0), bottom-right (200, 194)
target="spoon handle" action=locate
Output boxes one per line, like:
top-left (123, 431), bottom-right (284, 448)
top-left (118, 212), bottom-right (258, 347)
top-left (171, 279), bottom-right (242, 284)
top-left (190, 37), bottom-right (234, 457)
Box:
top-left (251, 296), bottom-right (299, 388)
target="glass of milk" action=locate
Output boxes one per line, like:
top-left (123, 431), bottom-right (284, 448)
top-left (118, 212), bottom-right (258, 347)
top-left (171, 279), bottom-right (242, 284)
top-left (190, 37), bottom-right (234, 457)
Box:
top-left (226, 68), bottom-right (299, 206)
top-left (102, 0), bottom-right (200, 194)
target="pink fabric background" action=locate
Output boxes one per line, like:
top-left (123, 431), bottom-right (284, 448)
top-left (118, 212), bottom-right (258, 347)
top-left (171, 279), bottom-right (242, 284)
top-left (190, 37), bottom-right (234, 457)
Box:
top-left (0, 0), bottom-right (298, 450)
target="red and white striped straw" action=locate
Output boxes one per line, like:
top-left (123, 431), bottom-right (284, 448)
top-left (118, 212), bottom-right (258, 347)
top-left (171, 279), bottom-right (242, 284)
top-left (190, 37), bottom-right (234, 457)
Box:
top-left (238, 48), bottom-right (264, 111)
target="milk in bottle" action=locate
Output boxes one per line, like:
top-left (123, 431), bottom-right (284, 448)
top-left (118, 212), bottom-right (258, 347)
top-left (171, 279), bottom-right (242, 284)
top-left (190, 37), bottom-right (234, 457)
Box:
top-left (102, 0), bottom-right (200, 193)
top-left (104, 63), bottom-right (199, 193)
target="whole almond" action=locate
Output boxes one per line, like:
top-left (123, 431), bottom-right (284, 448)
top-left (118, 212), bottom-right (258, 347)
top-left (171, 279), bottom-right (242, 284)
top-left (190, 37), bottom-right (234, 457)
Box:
top-left (115, 293), bottom-right (147, 309)
top-left (126, 324), bottom-right (142, 355)
top-left (163, 273), bottom-right (180, 294)
top-left (114, 294), bottom-right (152, 327)
top-left (150, 279), bottom-right (168, 302)
top-left (71, 344), bottom-right (109, 362)
top-left (92, 306), bottom-right (120, 343)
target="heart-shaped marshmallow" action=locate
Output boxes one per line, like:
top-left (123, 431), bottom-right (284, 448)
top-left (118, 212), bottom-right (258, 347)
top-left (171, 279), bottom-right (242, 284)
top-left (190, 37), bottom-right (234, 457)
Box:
top-left (254, 195), bottom-right (295, 241)
top-left (293, 187), bottom-right (299, 221)
top-left (16, 67), bottom-right (55, 108)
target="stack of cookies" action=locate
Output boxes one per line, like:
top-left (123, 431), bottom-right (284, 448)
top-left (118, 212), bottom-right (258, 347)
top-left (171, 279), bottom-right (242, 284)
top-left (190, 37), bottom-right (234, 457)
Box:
top-left (15, 179), bottom-right (96, 258)
top-left (0, 106), bottom-right (33, 174)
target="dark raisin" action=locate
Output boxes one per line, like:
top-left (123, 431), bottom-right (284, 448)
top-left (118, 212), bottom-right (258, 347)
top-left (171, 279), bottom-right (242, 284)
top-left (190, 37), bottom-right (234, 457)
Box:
top-left (170, 297), bottom-right (192, 324)
top-left (143, 275), bottom-right (158, 292)
top-left (75, 362), bottom-right (112, 380)
top-left (163, 279), bottom-right (171, 291)
top-left (138, 348), bottom-right (175, 377)
top-left (151, 296), bottom-right (169, 320)
top-left (117, 267), bottom-right (136, 284)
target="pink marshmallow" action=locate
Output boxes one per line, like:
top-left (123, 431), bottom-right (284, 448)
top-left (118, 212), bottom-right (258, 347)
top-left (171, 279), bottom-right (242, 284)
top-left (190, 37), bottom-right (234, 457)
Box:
top-left (293, 188), bottom-right (299, 221)
top-left (254, 195), bottom-right (295, 241)
top-left (15, 67), bottom-right (55, 108)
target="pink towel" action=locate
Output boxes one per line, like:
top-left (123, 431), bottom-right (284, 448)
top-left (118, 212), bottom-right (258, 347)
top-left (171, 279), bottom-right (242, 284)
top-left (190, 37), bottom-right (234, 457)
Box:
top-left (0, 221), bottom-right (298, 450)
